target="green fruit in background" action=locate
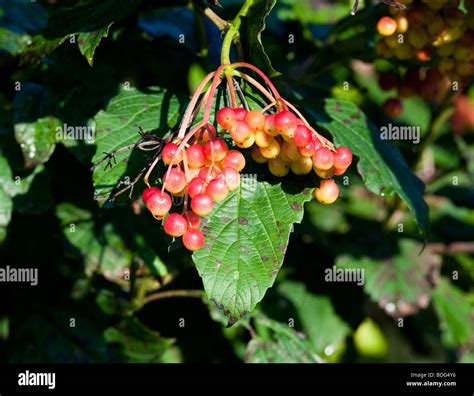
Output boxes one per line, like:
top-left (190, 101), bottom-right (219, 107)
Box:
top-left (353, 318), bottom-right (388, 358)
top-left (331, 86), bottom-right (363, 106)
top-left (187, 63), bottom-right (207, 94)
top-left (324, 340), bottom-right (346, 363)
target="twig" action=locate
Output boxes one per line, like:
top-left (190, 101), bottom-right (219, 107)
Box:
top-left (351, 0), bottom-right (406, 15)
top-left (193, 0), bottom-right (228, 31)
top-left (141, 289), bottom-right (204, 306)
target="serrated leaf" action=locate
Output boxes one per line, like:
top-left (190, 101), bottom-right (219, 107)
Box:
top-left (432, 278), bottom-right (474, 348)
top-left (104, 317), bottom-right (175, 363)
top-left (56, 203), bottom-right (132, 281)
top-left (78, 24), bottom-right (111, 66)
top-left (337, 239), bottom-right (441, 317)
top-left (277, 281), bottom-right (350, 355)
top-left (192, 180), bottom-right (313, 325)
top-left (240, 0), bottom-right (280, 78)
top-left (309, 99), bottom-right (430, 238)
top-left (92, 87), bottom-right (185, 201)
top-left (245, 316), bottom-right (322, 363)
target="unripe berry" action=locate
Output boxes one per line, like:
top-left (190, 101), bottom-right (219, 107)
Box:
top-left (293, 125), bottom-right (312, 147)
top-left (221, 167), bottom-right (240, 191)
top-left (230, 120), bottom-right (253, 143)
top-left (395, 15), bottom-right (409, 33)
top-left (314, 179), bottom-right (339, 204)
top-left (255, 130), bottom-right (273, 148)
top-left (245, 110), bottom-right (265, 131)
top-left (377, 17), bottom-right (397, 36)
top-left (235, 133), bottom-right (255, 148)
top-left (186, 144), bottom-right (206, 169)
top-left (233, 107), bottom-right (248, 121)
top-left (334, 146), bottom-right (353, 170)
top-left (162, 143), bottom-right (183, 165)
top-left (143, 188), bottom-right (172, 219)
top-left (251, 147), bottom-right (268, 163)
top-left (184, 210), bottom-right (201, 230)
top-left (188, 176), bottom-right (207, 198)
top-left (164, 167), bottom-right (187, 194)
top-left (191, 193), bottom-right (214, 216)
top-left (182, 229), bottom-right (205, 251)
top-left (222, 150), bottom-right (246, 172)
top-left (382, 98), bottom-right (403, 118)
top-left (217, 107), bottom-right (236, 130)
top-left (204, 139), bottom-right (228, 162)
top-left (268, 158), bottom-right (290, 177)
top-left (290, 157), bottom-right (313, 175)
top-left (206, 177), bottom-right (229, 201)
top-left (264, 114), bottom-right (278, 136)
top-left (298, 139), bottom-right (320, 158)
top-left (260, 139), bottom-right (280, 159)
top-left (312, 148), bottom-right (335, 170)
top-left (163, 213), bottom-right (188, 237)
top-left (280, 141), bottom-right (301, 162)
top-left (314, 166), bottom-right (335, 179)
top-left (274, 111), bottom-right (297, 137)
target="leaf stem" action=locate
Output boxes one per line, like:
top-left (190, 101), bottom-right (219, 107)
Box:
top-left (140, 289), bottom-right (205, 306)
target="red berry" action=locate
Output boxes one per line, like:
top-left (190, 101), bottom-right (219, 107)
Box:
top-left (293, 125), bottom-right (312, 147)
top-left (264, 114), bottom-right (277, 136)
top-left (378, 73), bottom-right (398, 91)
top-left (187, 176), bottom-right (207, 198)
top-left (222, 150), bottom-right (246, 172)
top-left (142, 186), bottom-right (160, 203)
top-left (245, 110), bottom-right (265, 131)
top-left (334, 167), bottom-right (348, 176)
top-left (274, 111), bottom-right (297, 136)
top-left (162, 143), bottom-right (182, 165)
top-left (298, 139), bottom-right (320, 158)
top-left (415, 47), bottom-right (431, 62)
top-left (377, 17), bottom-right (397, 36)
top-left (334, 147), bottom-right (353, 170)
top-left (230, 120), bottom-right (253, 144)
top-left (184, 211), bottom-right (201, 229)
top-left (233, 108), bottom-right (248, 121)
top-left (313, 148), bottom-right (335, 170)
top-left (191, 193), bottom-right (214, 216)
top-left (182, 229), bottom-right (205, 251)
top-left (206, 178), bottom-right (229, 202)
top-left (143, 189), bottom-right (172, 219)
top-left (186, 144), bottom-right (206, 169)
top-left (163, 167), bottom-right (187, 194)
top-left (204, 139), bottom-right (228, 162)
top-left (382, 98), bottom-right (403, 118)
top-left (163, 213), bottom-right (188, 237)
top-left (221, 167), bottom-right (240, 191)
top-left (314, 179), bottom-right (339, 204)
top-left (198, 166), bottom-right (220, 182)
top-left (217, 107), bottom-right (236, 130)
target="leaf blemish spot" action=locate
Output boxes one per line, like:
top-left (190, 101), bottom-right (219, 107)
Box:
top-left (290, 202), bottom-right (302, 211)
top-left (238, 217), bottom-right (248, 225)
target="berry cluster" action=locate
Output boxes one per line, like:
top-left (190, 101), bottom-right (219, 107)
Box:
top-left (217, 106), bottom-right (352, 193)
top-left (374, 0), bottom-right (474, 116)
top-left (141, 62), bottom-right (353, 252)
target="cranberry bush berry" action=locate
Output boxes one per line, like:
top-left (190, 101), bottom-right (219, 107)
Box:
top-left (1, 0), bottom-right (473, 363)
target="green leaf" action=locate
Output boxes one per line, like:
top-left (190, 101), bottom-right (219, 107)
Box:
top-left (309, 99), bottom-right (430, 237)
top-left (104, 317), bottom-right (175, 363)
top-left (432, 278), bottom-right (474, 348)
top-left (14, 116), bottom-right (61, 168)
top-left (337, 239), bottom-right (441, 317)
top-left (0, 156), bottom-right (14, 243)
top-left (56, 203), bottom-right (132, 281)
top-left (92, 87), bottom-right (185, 202)
top-left (0, 27), bottom-right (31, 54)
top-left (245, 315), bottom-right (322, 363)
top-left (192, 180), bottom-right (313, 325)
top-left (78, 24), bottom-right (112, 66)
top-left (43, 0), bottom-right (140, 38)
top-left (277, 281), bottom-right (350, 355)
top-left (240, 0), bottom-right (280, 78)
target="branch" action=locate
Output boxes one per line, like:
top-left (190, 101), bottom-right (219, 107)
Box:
top-left (193, 0), bottom-right (228, 31)
top-left (351, 0), bottom-right (406, 15)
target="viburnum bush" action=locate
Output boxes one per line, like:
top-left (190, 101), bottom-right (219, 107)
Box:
top-left (2, 0), bottom-right (473, 365)
top-left (140, 60), bottom-right (353, 251)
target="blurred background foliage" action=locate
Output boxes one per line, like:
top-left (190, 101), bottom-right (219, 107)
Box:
top-left (0, 0), bottom-right (473, 363)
